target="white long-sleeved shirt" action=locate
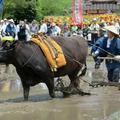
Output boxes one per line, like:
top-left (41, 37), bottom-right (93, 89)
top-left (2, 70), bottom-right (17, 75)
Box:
top-left (39, 23), bottom-right (47, 33)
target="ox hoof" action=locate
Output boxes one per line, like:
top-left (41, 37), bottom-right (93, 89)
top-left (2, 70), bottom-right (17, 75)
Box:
top-left (78, 90), bottom-right (91, 96)
top-left (50, 93), bottom-right (55, 98)
top-left (118, 87), bottom-right (120, 91)
top-left (62, 87), bottom-right (79, 96)
top-left (63, 92), bottom-right (70, 98)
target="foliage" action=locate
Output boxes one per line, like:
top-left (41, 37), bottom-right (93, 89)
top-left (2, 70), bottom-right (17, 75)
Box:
top-left (3, 0), bottom-right (72, 20)
top-left (3, 0), bottom-right (36, 21)
top-left (13, 0), bottom-right (36, 22)
top-left (13, 0), bottom-right (37, 22)
top-left (3, 0), bottom-right (120, 22)
top-left (33, 0), bottom-right (72, 20)
top-left (2, 0), bottom-right (15, 18)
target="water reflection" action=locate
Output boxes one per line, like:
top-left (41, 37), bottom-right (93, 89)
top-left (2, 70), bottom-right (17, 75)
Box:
top-left (0, 80), bottom-right (22, 92)
top-left (0, 90), bottom-right (120, 120)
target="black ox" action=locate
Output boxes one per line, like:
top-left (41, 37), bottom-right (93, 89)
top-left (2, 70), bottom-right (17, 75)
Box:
top-left (0, 36), bottom-right (88, 101)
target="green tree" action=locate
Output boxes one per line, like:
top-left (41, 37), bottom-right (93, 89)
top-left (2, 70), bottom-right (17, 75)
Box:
top-left (3, 0), bottom-right (72, 20)
top-left (2, 0), bottom-right (15, 18)
top-left (36, 0), bottom-right (72, 20)
top-left (13, 0), bottom-right (36, 22)
top-left (3, 0), bottom-right (36, 21)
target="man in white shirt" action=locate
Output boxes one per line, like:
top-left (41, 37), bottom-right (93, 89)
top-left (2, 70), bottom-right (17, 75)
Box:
top-left (90, 18), bottom-right (100, 44)
top-left (39, 20), bottom-right (47, 34)
top-left (51, 23), bottom-right (61, 37)
top-left (2, 19), bottom-right (8, 35)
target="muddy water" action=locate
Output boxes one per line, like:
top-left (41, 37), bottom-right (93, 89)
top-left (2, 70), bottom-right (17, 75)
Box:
top-left (0, 57), bottom-right (120, 120)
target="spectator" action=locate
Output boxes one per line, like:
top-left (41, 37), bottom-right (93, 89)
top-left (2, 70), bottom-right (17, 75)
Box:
top-left (0, 20), bottom-right (4, 37)
top-left (51, 23), bottom-right (61, 37)
top-left (71, 23), bottom-right (78, 34)
top-left (39, 20), bottom-right (47, 34)
top-left (30, 20), bottom-right (38, 34)
top-left (91, 28), bottom-right (106, 69)
top-left (2, 18), bottom-right (8, 36)
top-left (5, 19), bottom-right (16, 38)
top-left (47, 21), bottom-right (52, 36)
top-left (90, 18), bottom-right (100, 44)
top-left (17, 21), bottom-right (27, 41)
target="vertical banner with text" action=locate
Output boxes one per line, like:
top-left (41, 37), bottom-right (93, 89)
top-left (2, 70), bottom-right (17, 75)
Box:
top-left (73, 0), bottom-right (83, 25)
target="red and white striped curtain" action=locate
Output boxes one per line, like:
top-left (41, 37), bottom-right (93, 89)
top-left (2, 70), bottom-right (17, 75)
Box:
top-left (73, 0), bottom-right (83, 25)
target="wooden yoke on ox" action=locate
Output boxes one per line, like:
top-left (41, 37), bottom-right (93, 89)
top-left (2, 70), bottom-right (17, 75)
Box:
top-left (32, 33), bottom-right (66, 71)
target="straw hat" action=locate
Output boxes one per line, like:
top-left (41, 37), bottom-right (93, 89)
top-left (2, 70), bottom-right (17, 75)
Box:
top-left (104, 25), bottom-right (119, 36)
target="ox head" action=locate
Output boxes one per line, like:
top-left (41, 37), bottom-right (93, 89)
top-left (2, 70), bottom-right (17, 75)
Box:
top-left (0, 41), bottom-right (16, 64)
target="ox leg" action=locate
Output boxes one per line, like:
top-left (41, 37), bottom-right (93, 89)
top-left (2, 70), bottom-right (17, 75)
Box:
top-left (68, 74), bottom-right (90, 96)
top-left (62, 76), bottom-right (80, 97)
top-left (60, 73), bottom-right (80, 96)
top-left (68, 68), bottom-right (81, 91)
top-left (22, 84), bottom-right (30, 101)
top-left (45, 79), bottom-right (55, 98)
top-left (69, 75), bottom-right (80, 92)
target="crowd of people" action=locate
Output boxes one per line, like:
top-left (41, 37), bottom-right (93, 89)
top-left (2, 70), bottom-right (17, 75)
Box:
top-left (0, 17), bottom-right (119, 83)
top-left (0, 17), bottom-right (120, 42)
top-left (0, 18), bottom-right (62, 41)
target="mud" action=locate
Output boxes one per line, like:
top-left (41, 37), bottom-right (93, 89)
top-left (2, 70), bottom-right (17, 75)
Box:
top-left (0, 56), bottom-right (120, 120)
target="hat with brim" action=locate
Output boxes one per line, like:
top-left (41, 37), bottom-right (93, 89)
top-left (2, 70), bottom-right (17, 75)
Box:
top-left (93, 18), bottom-right (97, 22)
top-left (104, 25), bottom-right (119, 36)
top-left (4, 18), bottom-right (7, 21)
top-left (8, 19), bottom-right (14, 23)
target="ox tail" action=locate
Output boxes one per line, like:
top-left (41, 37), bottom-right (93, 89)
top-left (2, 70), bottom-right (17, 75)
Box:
top-left (78, 62), bottom-right (87, 77)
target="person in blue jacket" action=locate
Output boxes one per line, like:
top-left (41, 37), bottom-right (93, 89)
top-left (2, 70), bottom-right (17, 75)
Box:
top-left (91, 36), bottom-right (104, 69)
top-left (5, 19), bottom-right (16, 38)
top-left (91, 28), bottom-right (107, 69)
top-left (92, 25), bottom-right (120, 82)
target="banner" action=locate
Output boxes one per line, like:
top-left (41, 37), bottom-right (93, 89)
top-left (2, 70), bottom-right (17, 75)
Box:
top-left (73, 0), bottom-right (83, 25)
